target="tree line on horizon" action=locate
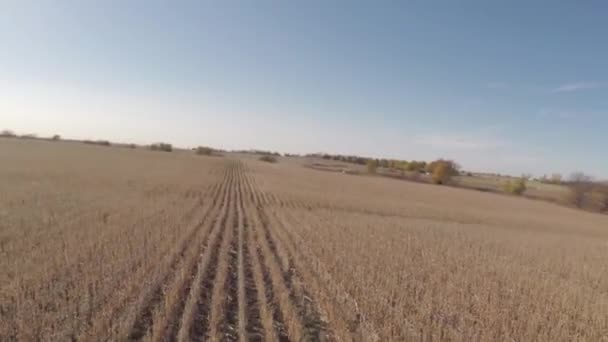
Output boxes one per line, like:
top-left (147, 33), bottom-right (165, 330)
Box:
top-left (3, 128), bottom-right (607, 213)
top-left (307, 153), bottom-right (434, 173)
top-left (305, 152), bottom-right (607, 212)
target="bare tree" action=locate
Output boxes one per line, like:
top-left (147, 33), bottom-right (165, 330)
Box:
top-left (1, 129), bottom-right (17, 138)
top-left (366, 159), bottom-right (378, 174)
top-left (595, 184), bottom-right (608, 212)
top-left (568, 172), bottom-right (593, 208)
top-left (521, 173), bottom-right (533, 181)
top-left (550, 173), bottom-right (562, 184)
top-left (570, 172), bottom-right (592, 183)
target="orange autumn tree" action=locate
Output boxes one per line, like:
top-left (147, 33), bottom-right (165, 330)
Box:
top-left (427, 159), bottom-right (460, 185)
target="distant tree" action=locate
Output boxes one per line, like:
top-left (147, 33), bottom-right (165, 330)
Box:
top-left (195, 146), bottom-right (214, 156)
top-left (419, 161), bottom-right (428, 171)
top-left (356, 157), bottom-right (367, 165)
top-left (150, 142), bottom-right (172, 152)
top-left (550, 173), bottom-right (562, 184)
top-left (397, 161), bottom-right (409, 171)
top-left (431, 163), bottom-right (450, 184)
top-left (406, 162), bottom-right (416, 171)
top-left (429, 159), bottom-right (460, 185)
top-left (52, 134), bottom-right (61, 141)
top-left (366, 159), bottom-right (378, 174)
top-left (427, 159), bottom-right (459, 173)
top-left (259, 155), bottom-right (277, 163)
top-left (379, 159), bottom-right (390, 169)
top-left (568, 172), bottom-right (593, 208)
top-left (388, 160), bottom-right (398, 170)
top-left (503, 178), bottom-right (527, 195)
top-left (598, 185), bottom-right (608, 212)
top-left (407, 160), bottom-right (426, 172)
top-left (83, 139), bottom-right (110, 146)
top-left (1, 130), bottom-right (17, 138)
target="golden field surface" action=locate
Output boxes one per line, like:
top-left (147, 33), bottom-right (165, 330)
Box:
top-left (1, 138), bottom-right (608, 341)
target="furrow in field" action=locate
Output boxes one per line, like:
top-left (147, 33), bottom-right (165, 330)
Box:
top-left (290, 200), bottom-right (302, 209)
top-left (239, 163), bottom-right (255, 205)
top-left (269, 204), bottom-right (380, 341)
top-left (174, 163), bottom-right (235, 342)
top-left (243, 170), bottom-right (320, 341)
top-left (150, 165), bottom-right (235, 342)
top-left (256, 206), bottom-right (329, 341)
top-left (252, 178), bottom-right (270, 206)
top-left (243, 203), bottom-right (281, 341)
top-left (77, 169), bottom-right (227, 340)
top-left (248, 200), bottom-right (301, 340)
top-left (236, 166), bottom-right (264, 341)
top-left (283, 198), bottom-right (298, 210)
top-left (213, 178), bottom-right (223, 206)
top-left (245, 173), bottom-right (269, 206)
top-left (124, 167), bottom-right (231, 340)
top-left (206, 163), bottom-right (238, 341)
top-left (268, 208), bottom-right (354, 341)
top-left (245, 167), bottom-right (262, 207)
top-left (244, 171), bottom-right (333, 341)
top-left (219, 180), bottom-right (240, 341)
top-left (271, 192), bottom-right (282, 207)
top-left (237, 171), bottom-right (248, 342)
top-left (240, 171), bottom-right (285, 341)
top-left (62, 201), bottom-right (198, 337)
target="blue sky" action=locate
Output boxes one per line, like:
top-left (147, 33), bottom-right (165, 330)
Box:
top-left (1, 1), bottom-right (607, 177)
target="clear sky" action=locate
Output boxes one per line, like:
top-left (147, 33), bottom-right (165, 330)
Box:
top-left (1, 1), bottom-right (607, 177)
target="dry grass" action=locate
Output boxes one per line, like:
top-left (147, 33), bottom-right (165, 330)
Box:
top-left (2, 138), bottom-right (608, 341)
top-left (302, 157), bottom-right (574, 204)
top-left (0, 138), bottom-right (224, 340)
top-left (259, 155), bottom-right (278, 163)
top-left (250, 157), bottom-right (608, 341)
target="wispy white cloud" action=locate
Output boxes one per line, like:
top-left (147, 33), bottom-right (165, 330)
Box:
top-left (538, 108), bottom-right (578, 119)
top-left (551, 82), bottom-right (604, 93)
top-left (488, 81), bottom-right (606, 93)
top-left (537, 108), bottom-right (604, 120)
top-left (409, 132), bottom-right (557, 176)
top-left (487, 82), bottom-right (510, 90)
top-left (413, 134), bottom-right (504, 151)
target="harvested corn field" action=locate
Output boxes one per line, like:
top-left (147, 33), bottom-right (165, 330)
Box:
top-left (2, 139), bottom-right (608, 341)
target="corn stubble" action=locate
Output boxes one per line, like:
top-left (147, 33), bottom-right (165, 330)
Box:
top-left (1, 139), bottom-right (608, 341)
